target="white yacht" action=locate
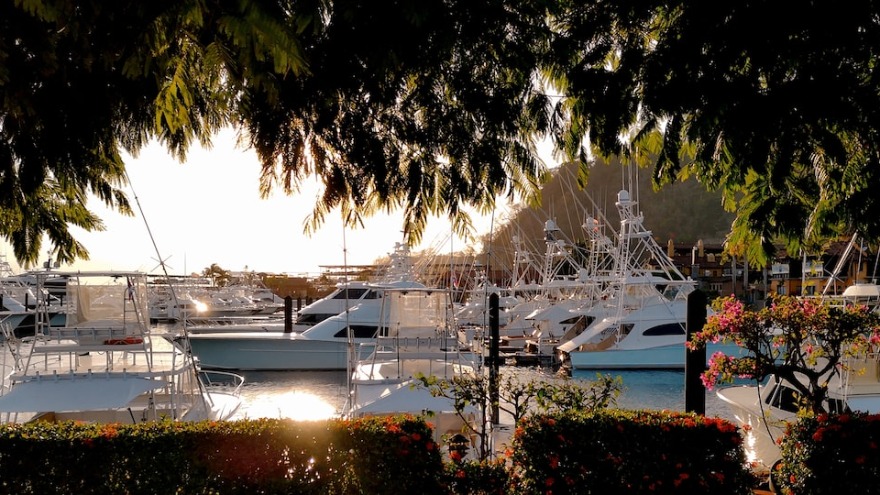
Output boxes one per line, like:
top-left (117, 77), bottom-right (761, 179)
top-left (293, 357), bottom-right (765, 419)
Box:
top-left (180, 242), bottom-right (433, 369)
top-left (345, 289), bottom-right (483, 452)
top-left (717, 353), bottom-right (880, 470)
top-left (554, 189), bottom-right (709, 369)
top-left (0, 271), bottom-right (243, 424)
top-left (180, 282), bottom-right (431, 371)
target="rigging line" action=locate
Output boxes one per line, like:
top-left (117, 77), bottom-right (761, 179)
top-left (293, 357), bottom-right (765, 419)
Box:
top-left (124, 170), bottom-right (209, 397)
top-left (124, 171), bottom-right (179, 340)
top-left (873, 241), bottom-right (880, 284)
top-left (342, 213), bottom-right (353, 413)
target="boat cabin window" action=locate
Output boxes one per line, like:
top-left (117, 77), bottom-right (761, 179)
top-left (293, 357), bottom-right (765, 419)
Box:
top-left (561, 315), bottom-right (592, 325)
top-left (826, 398), bottom-right (847, 414)
top-left (332, 288), bottom-right (369, 300)
top-left (333, 326), bottom-right (383, 339)
top-left (765, 383), bottom-right (802, 414)
top-left (362, 290), bottom-right (381, 300)
top-left (764, 382), bottom-right (848, 414)
top-left (295, 313), bottom-right (337, 326)
top-left (643, 323), bottom-right (686, 336)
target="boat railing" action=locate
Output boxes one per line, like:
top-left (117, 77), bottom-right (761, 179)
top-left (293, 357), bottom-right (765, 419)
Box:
top-left (355, 336), bottom-right (476, 380)
top-left (7, 366), bottom-right (192, 382)
top-left (373, 336), bottom-right (464, 353)
top-left (41, 324), bottom-right (145, 345)
top-left (199, 369), bottom-right (245, 396)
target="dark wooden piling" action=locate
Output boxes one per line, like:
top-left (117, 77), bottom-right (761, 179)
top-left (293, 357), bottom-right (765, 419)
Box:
top-left (488, 293), bottom-right (500, 425)
top-left (284, 296), bottom-right (293, 333)
top-left (685, 289), bottom-right (707, 414)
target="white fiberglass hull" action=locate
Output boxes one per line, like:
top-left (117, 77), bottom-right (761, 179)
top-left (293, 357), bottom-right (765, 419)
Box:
top-left (715, 385), bottom-right (788, 470)
top-left (184, 332), bottom-right (372, 371)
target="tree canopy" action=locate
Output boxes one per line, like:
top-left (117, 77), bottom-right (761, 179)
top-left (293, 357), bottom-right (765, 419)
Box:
top-left (545, 1), bottom-right (880, 263)
top-left (3, 0), bottom-right (880, 267)
top-left (1, 0), bottom-right (551, 266)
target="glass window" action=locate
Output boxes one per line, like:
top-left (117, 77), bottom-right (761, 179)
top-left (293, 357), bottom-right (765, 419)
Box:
top-left (642, 323), bottom-right (686, 336)
top-left (766, 383), bottom-right (801, 413)
top-left (362, 290), bottom-right (381, 300)
top-left (333, 326), bottom-right (383, 339)
top-left (295, 313), bottom-right (336, 325)
top-left (332, 288), bottom-right (368, 300)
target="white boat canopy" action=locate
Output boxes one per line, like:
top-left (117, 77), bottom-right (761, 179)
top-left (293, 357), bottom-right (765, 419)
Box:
top-left (0, 375), bottom-right (165, 413)
top-left (352, 382), bottom-right (458, 415)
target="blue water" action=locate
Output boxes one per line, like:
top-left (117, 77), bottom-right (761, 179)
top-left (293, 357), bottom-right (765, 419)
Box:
top-left (231, 367), bottom-right (738, 422)
top-left (572, 369), bottom-right (735, 420)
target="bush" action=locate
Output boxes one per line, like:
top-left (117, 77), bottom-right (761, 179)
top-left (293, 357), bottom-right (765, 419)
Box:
top-left (773, 412), bottom-right (880, 494)
top-left (510, 410), bottom-right (755, 495)
top-left (0, 416), bottom-right (444, 495)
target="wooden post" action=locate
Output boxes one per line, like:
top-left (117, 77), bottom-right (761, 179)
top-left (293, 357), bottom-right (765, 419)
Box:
top-left (685, 289), bottom-right (707, 414)
top-left (284, 296), bottom-right (293, 333)
top-left (489, 293), bottom-right (500, 425)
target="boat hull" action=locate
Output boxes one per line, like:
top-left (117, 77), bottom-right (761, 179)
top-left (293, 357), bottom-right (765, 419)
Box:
top-left (715, 385), bottom-right (787, 470)
top-left (184, 332), bottom-right (371, 371)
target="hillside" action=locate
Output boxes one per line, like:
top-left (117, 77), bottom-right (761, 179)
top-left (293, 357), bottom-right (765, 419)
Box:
top-left (480, 160), bottom-right (735, 272)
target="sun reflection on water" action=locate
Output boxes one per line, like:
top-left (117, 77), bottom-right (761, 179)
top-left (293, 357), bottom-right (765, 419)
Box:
top-left (237, 390), bottom-right (340, 421)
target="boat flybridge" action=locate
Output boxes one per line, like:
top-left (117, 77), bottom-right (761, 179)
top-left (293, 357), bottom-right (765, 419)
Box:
top-left (0, 271), bottom-right (243, 424)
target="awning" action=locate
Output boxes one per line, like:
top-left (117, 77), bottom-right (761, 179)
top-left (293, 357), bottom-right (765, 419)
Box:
top-left (0, 375), bottom-right (165, 413)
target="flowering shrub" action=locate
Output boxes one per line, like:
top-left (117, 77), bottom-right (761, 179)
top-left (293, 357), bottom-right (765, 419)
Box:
top-left (509, 410), bottom-right (755, 494)
top-left (687, 295), bottom-right (880, 414)
top-left (336, 415), bottom-right (444, 494)
top-left (442, 458), bottom-right (510, 495)
top-left (773, 412), bottom-right (880, 494)
top-left (0, 417), bottom-right (445, 495)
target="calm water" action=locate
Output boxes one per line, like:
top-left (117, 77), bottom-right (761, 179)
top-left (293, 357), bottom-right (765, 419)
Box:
top-left (230, 367), bottom-right (738, 422)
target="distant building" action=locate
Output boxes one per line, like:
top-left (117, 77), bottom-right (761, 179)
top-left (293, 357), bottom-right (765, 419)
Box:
top-left (666, 237), bottom-right (876, 306)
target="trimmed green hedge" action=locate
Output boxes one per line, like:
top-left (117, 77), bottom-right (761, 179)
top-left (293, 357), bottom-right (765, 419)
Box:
top-left (0, 411), bottom-right (758, 494)
top-left (510, 410), bottom-right (756, 494)
top-left (0, 417), bottom-right (442, 495)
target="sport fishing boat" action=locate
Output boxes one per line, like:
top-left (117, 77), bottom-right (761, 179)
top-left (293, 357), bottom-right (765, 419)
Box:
top-left (0, 271), bottom-right (243, 424)
top-left (716, 353), bottom-right (880, 470)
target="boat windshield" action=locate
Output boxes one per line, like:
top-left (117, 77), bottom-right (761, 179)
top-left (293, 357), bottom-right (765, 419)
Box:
top-left (332, 288), bottom-right (369, 300)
